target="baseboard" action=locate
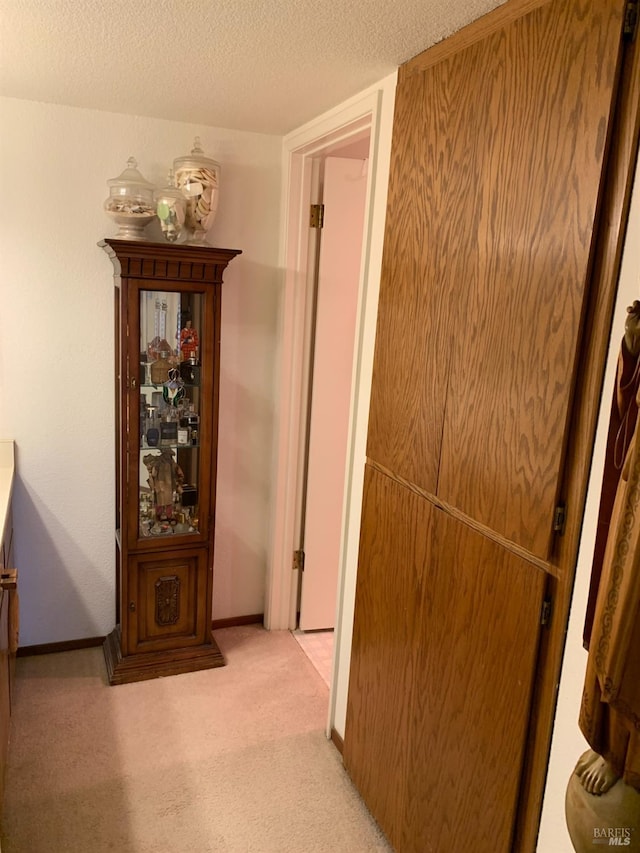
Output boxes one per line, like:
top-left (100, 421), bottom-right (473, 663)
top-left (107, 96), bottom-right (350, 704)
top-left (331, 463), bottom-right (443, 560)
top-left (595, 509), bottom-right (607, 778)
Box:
top-left (16, 616), bottom-right (265, 657)
top-left (330, 727), bottom-right (344, 755)
top-left (211, 614), bottom-right (264, 630)
top-left (17, 636), bottom-right (105, 657)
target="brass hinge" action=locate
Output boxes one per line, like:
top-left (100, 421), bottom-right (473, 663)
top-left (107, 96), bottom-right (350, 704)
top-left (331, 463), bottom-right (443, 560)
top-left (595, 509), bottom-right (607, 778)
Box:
top-left (553, 504), bottom-right (567, 536)
top-left (0, 569), bottom-right (17, 591)
top-left (310, 204), bottom-right (324, 229)
top-left (293, 549), bottom-right (305, 572)
top-left (625, 0), bottom-right (638, 41)
top-left (541, 597), bottom-right (553, 627)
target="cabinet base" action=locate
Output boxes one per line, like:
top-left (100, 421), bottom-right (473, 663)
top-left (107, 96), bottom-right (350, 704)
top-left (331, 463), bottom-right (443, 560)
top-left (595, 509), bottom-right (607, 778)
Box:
top-left (103, 626), bottom-right (225, 685)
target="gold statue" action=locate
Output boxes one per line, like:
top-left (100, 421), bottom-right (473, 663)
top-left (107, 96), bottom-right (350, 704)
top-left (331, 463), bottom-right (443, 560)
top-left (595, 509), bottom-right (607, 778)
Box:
top-left (577, 301), bottom-right (640, 796)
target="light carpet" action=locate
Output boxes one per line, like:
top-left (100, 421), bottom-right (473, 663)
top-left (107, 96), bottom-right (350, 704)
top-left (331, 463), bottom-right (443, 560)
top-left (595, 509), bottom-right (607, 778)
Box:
top-left (1, 625), bottom-right (391, 853)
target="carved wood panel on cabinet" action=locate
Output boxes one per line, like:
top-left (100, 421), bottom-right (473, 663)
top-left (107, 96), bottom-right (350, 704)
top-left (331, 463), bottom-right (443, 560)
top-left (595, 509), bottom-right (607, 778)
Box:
top-left (129, 549), bottom-right (208, 653)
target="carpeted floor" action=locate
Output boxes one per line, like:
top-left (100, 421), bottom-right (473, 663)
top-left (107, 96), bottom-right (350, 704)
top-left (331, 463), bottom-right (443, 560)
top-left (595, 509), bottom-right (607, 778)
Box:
top-left (1, 625), bottom-right (391, 853)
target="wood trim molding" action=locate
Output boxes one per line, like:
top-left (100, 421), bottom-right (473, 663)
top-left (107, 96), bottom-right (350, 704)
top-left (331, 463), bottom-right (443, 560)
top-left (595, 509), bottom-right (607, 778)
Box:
top-left (367, 459), bottom-right (554, 575)
top-left (513, 26), bottom-right (640, 853)
top-left (211, 614), bottom-right (264, 630)
top-left (16, 614), bottom-right (265, 657)
top-left (399, 0), bottom-right (551, 82)
top-left (330, 727), bottom-right (344, 755)
top-left (17, 636), bottom-right (105, 657)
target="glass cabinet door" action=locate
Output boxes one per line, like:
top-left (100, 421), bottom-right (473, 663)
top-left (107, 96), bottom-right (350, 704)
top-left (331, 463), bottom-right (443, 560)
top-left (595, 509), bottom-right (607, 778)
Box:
top-left (137, 289), bottom-right (203, 540)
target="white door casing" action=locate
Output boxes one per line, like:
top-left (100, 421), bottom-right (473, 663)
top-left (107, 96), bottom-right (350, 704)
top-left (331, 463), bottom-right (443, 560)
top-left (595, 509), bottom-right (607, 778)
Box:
top-left (266, 75), bottom-right (398, 738)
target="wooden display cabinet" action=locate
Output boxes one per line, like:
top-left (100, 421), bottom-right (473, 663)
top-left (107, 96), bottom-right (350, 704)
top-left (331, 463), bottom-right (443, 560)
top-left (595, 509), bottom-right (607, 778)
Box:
top-left (99, 239), bottom-right (241, 684)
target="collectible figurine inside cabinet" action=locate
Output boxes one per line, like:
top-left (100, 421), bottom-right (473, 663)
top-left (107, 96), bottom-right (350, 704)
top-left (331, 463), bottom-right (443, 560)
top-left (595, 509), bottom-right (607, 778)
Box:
top-left (180, 318), bottom-right (199, 361)
top-left (143, 448), bottom-right (183, 517)
top-left (137, 290), bottom-right (201, 537)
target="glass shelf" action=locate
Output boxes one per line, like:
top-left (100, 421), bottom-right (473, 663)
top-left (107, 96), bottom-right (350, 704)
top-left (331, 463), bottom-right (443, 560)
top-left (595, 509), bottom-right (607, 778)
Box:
top-left (139, 381), bottom-right (201, 390)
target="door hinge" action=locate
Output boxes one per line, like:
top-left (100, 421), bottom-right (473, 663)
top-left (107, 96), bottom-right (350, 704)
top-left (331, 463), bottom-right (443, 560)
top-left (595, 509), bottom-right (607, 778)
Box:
top-left (541, 597), bottom-right (553, 627)
top-left (553, 503), bottom-right (567, 536)
top-left (293, 549), bottom-right (305, 572)
top-left (310, 204), bottom-right (324, 229)
top-left (625, 0), bottom-right (638, 41)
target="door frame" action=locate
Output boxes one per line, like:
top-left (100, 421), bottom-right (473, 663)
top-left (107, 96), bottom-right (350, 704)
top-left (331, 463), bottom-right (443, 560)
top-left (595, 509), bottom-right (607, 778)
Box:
top-left (265, 74), bottom-right (397, 722)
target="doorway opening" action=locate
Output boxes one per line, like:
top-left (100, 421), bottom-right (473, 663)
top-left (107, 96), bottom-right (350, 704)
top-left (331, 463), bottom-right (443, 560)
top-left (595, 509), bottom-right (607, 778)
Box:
top-left (288, 132), bottom-right (372, 684)
top-left (292, 141), bottom-right (370, 682)
top-left (266, 79), bottom-right (397, 740)
top-left (298, 145), bottom-right (370, 618)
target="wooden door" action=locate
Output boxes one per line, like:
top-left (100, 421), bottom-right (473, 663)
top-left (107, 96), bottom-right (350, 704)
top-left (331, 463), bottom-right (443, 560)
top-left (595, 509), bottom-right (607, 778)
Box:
top-left (344, 0), bottom-right (628, 850)
top-left (347, 468), bottom-right (546, 850)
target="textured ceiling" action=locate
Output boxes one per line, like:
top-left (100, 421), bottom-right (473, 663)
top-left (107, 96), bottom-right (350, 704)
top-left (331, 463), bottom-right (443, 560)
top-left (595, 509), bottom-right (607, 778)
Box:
top-left (0, 0), bottom-right (505, 135)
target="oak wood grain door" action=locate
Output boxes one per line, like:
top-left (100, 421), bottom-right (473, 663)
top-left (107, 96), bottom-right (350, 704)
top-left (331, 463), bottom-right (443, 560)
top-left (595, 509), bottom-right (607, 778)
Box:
top-left (347, 467), bottom-right (546, 851)
top-left (344, 0), bottom-right (627, 850)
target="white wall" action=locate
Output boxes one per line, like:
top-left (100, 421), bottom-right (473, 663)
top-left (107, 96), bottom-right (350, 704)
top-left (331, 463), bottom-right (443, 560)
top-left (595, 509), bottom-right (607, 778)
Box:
top-left (537, 154), bottom-right (640, 850)
top-left (0, 97), bottom-right (282, 645)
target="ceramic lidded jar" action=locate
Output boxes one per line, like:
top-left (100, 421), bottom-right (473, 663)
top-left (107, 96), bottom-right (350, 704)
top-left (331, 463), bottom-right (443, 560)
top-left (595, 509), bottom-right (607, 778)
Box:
top-left (104, 157), bottom-right (156, 240)
top-left (173, 137), bottom-right (220, 243)
top-left (155, 169), bottom-right (187, 243)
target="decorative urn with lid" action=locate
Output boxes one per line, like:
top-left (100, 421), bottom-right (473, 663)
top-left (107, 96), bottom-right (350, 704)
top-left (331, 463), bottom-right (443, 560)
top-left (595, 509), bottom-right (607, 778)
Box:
top-left (173, 137), bottom-right (220, 243)
top-left (104, 157), bottom-right (156, 240)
